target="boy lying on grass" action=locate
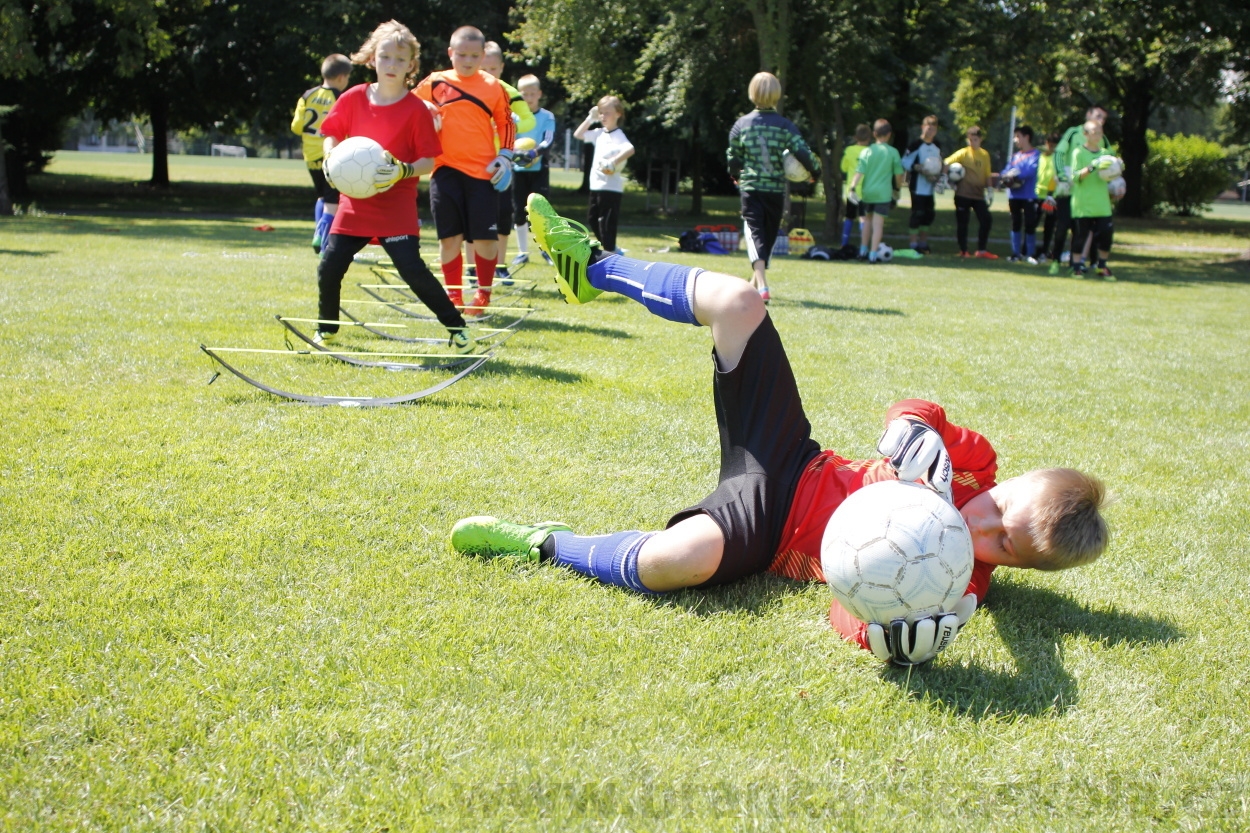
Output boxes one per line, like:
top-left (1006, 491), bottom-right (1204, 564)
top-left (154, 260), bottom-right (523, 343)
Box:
top-left (453, 195), bottom-right (1110, 666)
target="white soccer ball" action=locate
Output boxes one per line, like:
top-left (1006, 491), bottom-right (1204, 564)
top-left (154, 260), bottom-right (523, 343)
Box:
top-left (947, 162), bottom-right (965, 183)
top-left (821, 480), bottom-right (974, 625)
top-left (921, 155), bottom-right (942, 177)
top-left (1098, 156), bottom-right (1123, 181)
top-left (782, 150), bottom-right (810, 183)
top-left (877, 243), bottom-right (894, 263)
top-left (324, 136), bottom-right (388, 200)
top-left (1107, 176), bottom-right (1127, 201)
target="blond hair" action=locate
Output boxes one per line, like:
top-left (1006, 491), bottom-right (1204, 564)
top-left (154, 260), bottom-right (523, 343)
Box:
top-left (748, 72), bottom-right (782, 109)
top-left (350, 20), bottom-right (420, 87)
top-left (1023, 468), bottom-right (1110, 570)
top-left (517, 74), bottom-right (541, 91)
top-left (598, 95), bottom-right (625, 121)
top-left (483, 40), bottom-right (504, 60)
top-left (922, 114), bottom-right (939, 127)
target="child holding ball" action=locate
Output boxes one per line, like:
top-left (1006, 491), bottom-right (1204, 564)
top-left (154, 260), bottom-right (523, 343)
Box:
top-left (316, 19), bottom-right (472, 352)
top-left (574, 95), bottom-right (634, 254)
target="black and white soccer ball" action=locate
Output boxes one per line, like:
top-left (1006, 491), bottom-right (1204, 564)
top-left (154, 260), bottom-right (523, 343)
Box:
top-left (1098, 156), bottom-right (1124, 181)
top-left (877, 243), bottom-right (894, 263)
top-left (821, 480), bottom-right (974, 624)
top-left (324, 136), bottom-right (388, 200)
top-left (946, 162), bottom-right (965, 183)
top-left (1107, 176), bottom-right (1127, 201)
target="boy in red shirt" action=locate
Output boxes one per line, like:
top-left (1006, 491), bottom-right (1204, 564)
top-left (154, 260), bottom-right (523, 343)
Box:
top-left (316, 20), bottom-right (471, 353)
top-left (451, 195), bottom-right (1110, 666)
top-left (414, 26), bottom-right (516, 317)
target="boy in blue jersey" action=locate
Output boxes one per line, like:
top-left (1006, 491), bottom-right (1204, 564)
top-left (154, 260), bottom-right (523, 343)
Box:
top-left (900, 115), bottom-right (942, 255)
top-left (726, 72), bottom-right (819, 302)
top-left (291, 54), bottom-right (352, 254)
top-left (511, 74), bottom-right (558, 266)
top-left (848, 120), bottom-right (904, 263)
top-left (1002, 125), bottom-right (1041, 263)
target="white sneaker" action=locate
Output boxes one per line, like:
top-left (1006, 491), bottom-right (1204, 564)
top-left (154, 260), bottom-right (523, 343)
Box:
top-left (1026, 256), bottom-right (1038, 265)
top-left (312, 330), bottom-right (336, 346)
top-left (511, 252), bottom-right (529, 266)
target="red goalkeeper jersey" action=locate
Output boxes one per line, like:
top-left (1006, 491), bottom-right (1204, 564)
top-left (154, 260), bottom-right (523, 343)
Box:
top-left (321, 85), bottom-right (442, 238)
top-left (768, 400), bottom-right (1000, 650)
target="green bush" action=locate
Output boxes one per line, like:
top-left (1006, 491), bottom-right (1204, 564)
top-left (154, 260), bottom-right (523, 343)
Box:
top-left (1142, 131), bottom-right (1232, 215)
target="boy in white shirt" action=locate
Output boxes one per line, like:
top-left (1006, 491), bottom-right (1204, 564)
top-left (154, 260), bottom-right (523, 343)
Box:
top-left (573, 95), bottom-right (635, 254)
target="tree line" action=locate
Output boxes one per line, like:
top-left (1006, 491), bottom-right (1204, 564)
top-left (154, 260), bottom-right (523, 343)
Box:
top-left (2, 0), bottom-right (1246, 221)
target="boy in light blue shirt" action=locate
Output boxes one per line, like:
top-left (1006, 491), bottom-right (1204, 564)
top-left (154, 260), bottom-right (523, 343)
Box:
top-left (511, 74), bottom-right (558, 265)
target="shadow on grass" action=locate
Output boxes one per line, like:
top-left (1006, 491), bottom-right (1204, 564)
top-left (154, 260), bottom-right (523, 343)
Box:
top-left (31, 174), bottom-right (310, 218)
top-left (474, 358), bottom-right (588, 384)
top-left (25, 213), bottom-right (309, 249)
top-left (515, 317), bottom-right (636, 340)
top-left (1102, 250), bottom-right (1250, 286)
top-left (776, 298), bottom-right (907, 316)
top-left (655, 573), bottom-right (806, 617)
top-left (0, 249), bottom-right (58, 257)
top-left (890, 580), bottom-right (1183, 719)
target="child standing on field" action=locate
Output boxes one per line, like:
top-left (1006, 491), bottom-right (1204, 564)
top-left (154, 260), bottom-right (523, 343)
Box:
top-left (840, 124), bottom-right (872, 247)
top-left (511, 74), bottom-right (557, 265)
top-left (848, 119), bottom-right (904, 263)
top-left (945, 126), bottom-right (997, 259)
top-left (1069, 120), bottom-right (1118, 280)
top-left (414, 26), bottom-right (517, 317)
top-left (1035, 132), bottom-right (1059, 263)
top-left (315, 20), bottom-right (471, 353)
top-left (1002, 125), bottom-right (1041, 263)
top-left (726, 72), bottom-right (819, 303)
top-left (291, 54), bottom-right (352, 254)
top-left (900, 115), bottom-right (943, 254)
top-left (574, 95), bottom-right (634, 255)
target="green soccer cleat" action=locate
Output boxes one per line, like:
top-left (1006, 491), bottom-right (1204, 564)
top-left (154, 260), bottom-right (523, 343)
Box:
top-left (450, 516), bottom-right (573, 561)
top-left (448, 329), bottom-right (473, 354)
top-left (526, 193), bottom-right (603, 305)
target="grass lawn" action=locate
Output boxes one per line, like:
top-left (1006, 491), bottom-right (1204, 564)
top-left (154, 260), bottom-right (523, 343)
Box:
top-left (2, 153), bottom-right (1249, 830)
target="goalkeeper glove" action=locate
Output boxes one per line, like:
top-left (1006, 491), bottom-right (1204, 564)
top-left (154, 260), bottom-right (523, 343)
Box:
top-left (486, 151), bottom-right (513, 186)
top-left (866, 593), bottom-right (978, 666)
top-left (848, 191), bottom-right (861, 206)
top-left (373, 151), bottom-right (417, 193)
top-left (877, 418), bottom-right (953, 501)
top-left (514, 148), bottom-right (538, 167)
top-left (1042, 195), bottom-right (1057, 212)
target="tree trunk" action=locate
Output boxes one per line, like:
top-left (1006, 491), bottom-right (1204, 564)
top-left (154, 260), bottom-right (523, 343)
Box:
top-left (890, 75), bottom-right (912, 156)
top-left (746, 0), bottom-right (791, 87)
top-left (690, 121), bottom-right (703, 215)
top-left (1117, 84), bottom-right (1153, 217)
top-left (809, 101), bottom-right (842, 242)
top-left (149, 92), bottom-right (170, 187)
top-left (0, 119), bottom-right (13, 216)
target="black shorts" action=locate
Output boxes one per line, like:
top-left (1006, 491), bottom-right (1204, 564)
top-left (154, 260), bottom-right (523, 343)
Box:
top-left (308, 167), bottom-right (340, 205)
top-left (429, 166), bottom-right (499, 241)
top-left (741, 190), bottom-right (785, 268)
top-left (1075, 215), bottom-right (1114, 252)
top-left (666, 315), bottom-right (822, 587)
top-left (844, 197), bottom-right (862, 220)
top-left (512, 169), bottom-right (549, 226)
top-left (496, 181), bottom-right (514, 236)
top-left (908, 193), bottom-right (935, 228)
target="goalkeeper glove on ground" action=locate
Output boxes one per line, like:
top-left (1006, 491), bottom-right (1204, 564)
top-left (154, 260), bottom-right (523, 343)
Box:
top-left (867, 593), bottom-right (978, 666)
top-left (877, 418), bottom-right (953, 501)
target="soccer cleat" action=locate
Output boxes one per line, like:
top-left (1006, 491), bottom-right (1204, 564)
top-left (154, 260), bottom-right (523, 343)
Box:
top-left (1048, 261), bottom-right (1062, 276)
top-left (759, 287), bottom-right (771, 304)
top-left (312, 330), bottom-right (336, 346)
top-left (450, 516), bottom-right (573, 561)
top-left (448, 329), bottom-right (473, 354)
top-left (1071, 264), bottom-right (1087, 278)
top-left (465, 288), bottom-right (491, 317)
top-left (1036, 254), bottom-right (1049, 264)
top-left (1007, 254), bottom-right (1023, 263)
top-left (958, 251), bottom-right (972, 258)
top-left (1098, 265), bottom-right (1115, 281)
top-left (447, 287), bottom-right (464, 308)
top-left (511, 252), bottom-right (529, 266)
top-left (527, 193), bottom-right (603, 304)
top-left (495, 265), bottom-right (513, 286)
top-left (974, 250), bottom-right (999, 260)
top-left (1026, 256), bottom-right (1039, 265)
top-left (540, 250), bottom-right (553, 265)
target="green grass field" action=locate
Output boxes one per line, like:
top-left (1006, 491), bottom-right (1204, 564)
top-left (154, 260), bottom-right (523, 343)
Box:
top-left (2, 152), bottom-right (1249, 830)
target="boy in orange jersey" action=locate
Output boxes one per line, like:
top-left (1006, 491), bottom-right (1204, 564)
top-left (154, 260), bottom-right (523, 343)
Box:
top-left (451, 196), bottom-right (1111, 667)
top-left (414, 26), bottom-right (517, 316)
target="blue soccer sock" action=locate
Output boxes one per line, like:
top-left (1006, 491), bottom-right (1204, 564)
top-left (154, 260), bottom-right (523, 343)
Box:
top-left (545, 530), bottom-right (658, 593)
top-left (1025, 233), bottom-right (1037, 257)
top-left (841, 218), bottom-right (853, 246)
top-left (1010, 231), bottom-right (1022, 257)
top-left (314, 198), bottom-right (324, 224)
top-left (586, 254), bottom-right (700, 325)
